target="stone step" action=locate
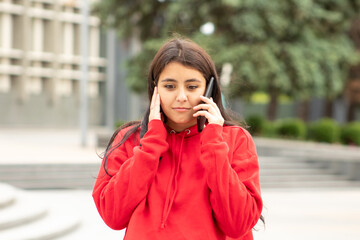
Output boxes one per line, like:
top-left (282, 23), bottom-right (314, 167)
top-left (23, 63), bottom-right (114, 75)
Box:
top-left (259, 161), bottom-right (314, 169)
top-left (4, 180), bottom-right (96, 190)
top-left (260, 174), bottom-right (350, 184)
top-left (0, 179), bottom-right (96, 190)
top-left (0, 183), bottom-right (16, 209)
top-left (257, 145), bottom-right (360, 160)
top-left (261, 172), bottom-right (349, 180)
top-left (0, 210), bottom-right (80, 240)
top-left (258, 157), bottom-right (319, 167)
top-left (260, 180), bottom-right (360, 189)
top-left (259, 168), bottom-right (335, 176)
top-left (56, 224), bottom-right (124, 240)
top-left (0, 194), bottom-right (48, 230)
top-left (0, 164), bottom-right (100, 174)
top-left (0, 184), bottom-right (81, 240)
top-left (256, 155), bottom-right (360, 188)
top-left (0, 172), bottom-right (98, 180)
top-left (0, 170), bottom-right (99, 177)
top-left (0, 164), bottom-right (101, 189)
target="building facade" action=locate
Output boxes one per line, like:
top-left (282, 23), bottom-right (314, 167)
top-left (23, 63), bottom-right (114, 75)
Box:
top-left (0, 0), bottom-right (106, 127)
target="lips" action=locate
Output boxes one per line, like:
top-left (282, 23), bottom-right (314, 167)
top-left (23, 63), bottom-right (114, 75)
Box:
top-left (172, 107), bottom-right (191, 112)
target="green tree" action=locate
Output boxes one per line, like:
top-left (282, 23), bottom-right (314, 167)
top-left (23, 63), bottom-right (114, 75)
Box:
top-left (93, 0), bottom-right (360, 120)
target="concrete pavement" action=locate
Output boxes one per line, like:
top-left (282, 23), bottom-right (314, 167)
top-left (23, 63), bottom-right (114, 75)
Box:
top-left (254, 188), bottom-right (360, 240)
top-left (0, 127), bottom-right (104, 164)
top-left (25, 188), bottom-right (360, 240)
top-left (26, 189), bottom-right (125, 240)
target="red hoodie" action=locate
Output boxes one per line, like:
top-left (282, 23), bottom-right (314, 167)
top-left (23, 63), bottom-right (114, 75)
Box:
top-left (92, 119), bottom-right (263, 240)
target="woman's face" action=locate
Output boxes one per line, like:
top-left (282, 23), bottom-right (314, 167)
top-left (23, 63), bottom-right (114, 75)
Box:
top-left (157, 62), bottom-right (206, 132)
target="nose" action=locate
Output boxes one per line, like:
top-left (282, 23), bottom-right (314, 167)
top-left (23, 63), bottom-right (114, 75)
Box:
top-left (176, 88), bottom-right (188, 102)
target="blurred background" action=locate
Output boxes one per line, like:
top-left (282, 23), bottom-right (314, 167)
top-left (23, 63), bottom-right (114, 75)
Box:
top-left (1, 0), bottom-right (360, 239)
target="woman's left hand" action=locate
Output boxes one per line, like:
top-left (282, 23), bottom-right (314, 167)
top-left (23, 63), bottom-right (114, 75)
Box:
top-left (193, 96), bottom-right (224, 126)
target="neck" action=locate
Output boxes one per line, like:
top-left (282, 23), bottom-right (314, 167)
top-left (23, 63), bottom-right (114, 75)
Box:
top-left (166, 119), bottom-right (197, 132)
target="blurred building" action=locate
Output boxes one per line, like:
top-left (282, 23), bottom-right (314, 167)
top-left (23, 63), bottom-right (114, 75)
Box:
top-left (0, 0), bottom-right (106, 127)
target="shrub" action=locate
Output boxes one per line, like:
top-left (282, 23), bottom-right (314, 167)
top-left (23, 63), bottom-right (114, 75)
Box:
top-left (307, 118), bottom-right (340, 143)
top-left (245, 114), bottom-right (265, 135)
top-left (262, 120), bottom-right (280, 138)
top-left (341, 122), bottom-right (360, 146)
top-left (276, 118), bottom-right (306, 140)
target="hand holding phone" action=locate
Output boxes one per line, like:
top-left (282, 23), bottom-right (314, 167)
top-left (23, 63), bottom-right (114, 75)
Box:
top-left (197, 77), bottom-right (215, 132)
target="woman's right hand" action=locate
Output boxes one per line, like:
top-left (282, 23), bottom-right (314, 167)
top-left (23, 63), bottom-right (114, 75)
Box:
top-left (149, 87), bottom-right (162, 122)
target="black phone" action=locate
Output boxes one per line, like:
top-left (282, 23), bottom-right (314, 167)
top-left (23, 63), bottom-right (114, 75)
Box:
top-left (197, 76), bottom-right (215, 132)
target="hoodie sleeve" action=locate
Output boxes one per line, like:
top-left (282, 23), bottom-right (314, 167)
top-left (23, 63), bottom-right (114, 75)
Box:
top-left (200, 124), bottom-right (263, 239)
top-left (92, 120), bottom-right (168, 230)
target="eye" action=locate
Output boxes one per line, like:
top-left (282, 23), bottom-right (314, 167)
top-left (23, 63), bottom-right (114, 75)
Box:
top-left (187, 85), bottom-right (198, 90)
top-left (164, 84), bottom-right (175, 89)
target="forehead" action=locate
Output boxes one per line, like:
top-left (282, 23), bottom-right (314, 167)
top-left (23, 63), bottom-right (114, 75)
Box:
top-left (159, 62), bottom-right (205, 83)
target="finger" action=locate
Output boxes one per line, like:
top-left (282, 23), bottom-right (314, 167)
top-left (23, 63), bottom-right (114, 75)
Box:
top-left (152, 90), bottom-right (161, 119)
top-left (155, 91), bottom-right (161, 112)
top-left (200, 95), bottom-right (216, 106)
top-left (198, 96), bottom-right (221, 115)
top-left (193, 103), bottom-right (209, 110)
top-left (193, 110), bottom-right (213, 120)
top-left (193, 110), bottom-right (224, 126)
top-left (210, 97), bottom-right (222, 115)
top-left (200, 96), bottom-right (221, 115)
top-left (193, 104), bottom-right (216, 114)
top-left (149, 90), bottom-right (162, 121)
top-left (150, 87), bottom-right (157, 109)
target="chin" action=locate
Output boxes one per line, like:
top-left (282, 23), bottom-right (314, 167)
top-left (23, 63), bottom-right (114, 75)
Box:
top-left (168, 117), bottom-right (196, 126)
top-left (176, 119), bottom-right (197, 126)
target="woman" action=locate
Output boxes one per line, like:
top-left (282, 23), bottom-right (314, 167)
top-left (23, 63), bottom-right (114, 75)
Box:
top-left (92, 37), bottom-right (263, 240)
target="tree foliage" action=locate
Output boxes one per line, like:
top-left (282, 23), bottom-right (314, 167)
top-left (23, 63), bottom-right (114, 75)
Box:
top-left (93, 0), bottom-right (360, 112)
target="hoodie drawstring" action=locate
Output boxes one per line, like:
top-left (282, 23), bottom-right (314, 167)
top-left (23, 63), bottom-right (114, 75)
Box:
top-left (161, 132), bottom-right (176, 228)
top-left (161, 129), bottom-right (189, 228)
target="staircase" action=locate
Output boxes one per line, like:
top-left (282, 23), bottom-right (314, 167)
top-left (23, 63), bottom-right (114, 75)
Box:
top-left (256, 136), bottom-right (360, 189)
top-left (0, 183), bottom-right (80, 240)
top-left (0, 164), bottom-right (100, 190)
top-left (258, 156), bottom-right (360, 188)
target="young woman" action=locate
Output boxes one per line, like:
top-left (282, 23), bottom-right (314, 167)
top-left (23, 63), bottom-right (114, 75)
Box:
top-left (92, 37), bottom-right (263, 240)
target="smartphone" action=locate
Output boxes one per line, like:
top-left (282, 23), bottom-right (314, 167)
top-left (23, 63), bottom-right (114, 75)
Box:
top-left (197, 76), bottom-right (215, 132)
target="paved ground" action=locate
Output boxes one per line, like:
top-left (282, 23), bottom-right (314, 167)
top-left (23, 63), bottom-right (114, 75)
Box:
top-left (27, 189), bottom-right (125, 239)
top-left (28, 188), bottom-right (360, 240)
top-left (1, 127), bottom-right (360, 239)
top-left (0, 127), bottom-right (103, 164)
top-left (254, 188), bottom-right (360, 240)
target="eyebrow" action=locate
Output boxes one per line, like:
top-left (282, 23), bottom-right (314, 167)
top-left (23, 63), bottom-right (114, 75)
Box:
top-left (160, 78), bottom-right (202, 83)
